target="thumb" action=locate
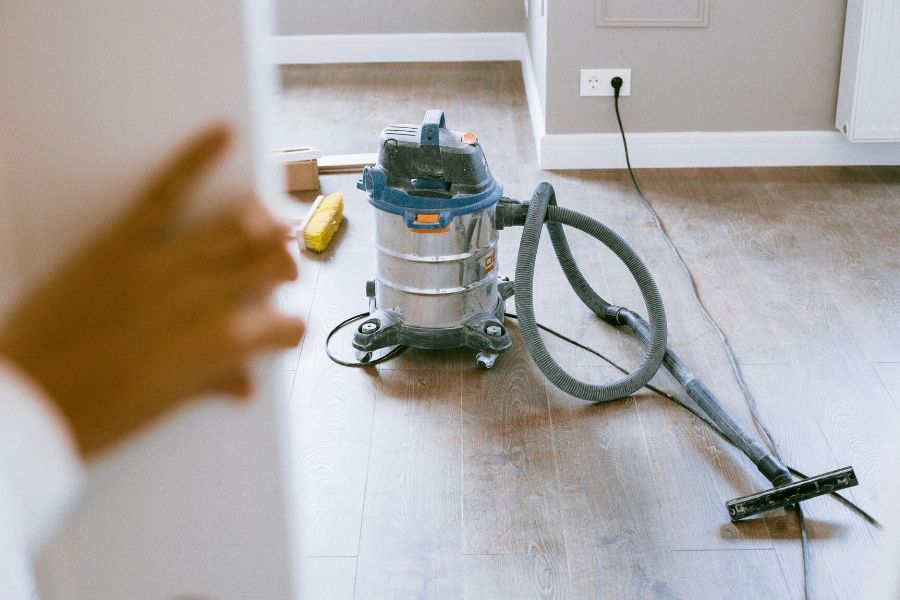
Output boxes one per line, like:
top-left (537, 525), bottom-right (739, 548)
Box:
top-left (131, 123), bottom-right (233, 232)
top-left (210, 366), bottom-right (256, 401)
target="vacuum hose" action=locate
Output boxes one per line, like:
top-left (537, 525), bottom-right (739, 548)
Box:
top-left (514, 182), bottom-right (668, 401)
top-left (510, 182), bottom-right (791, 486)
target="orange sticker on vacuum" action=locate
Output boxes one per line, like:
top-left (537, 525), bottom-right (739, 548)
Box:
top-left (410, 213), bottom-right (449, 233)
top-left (484, 251), bottom-right (496, 274)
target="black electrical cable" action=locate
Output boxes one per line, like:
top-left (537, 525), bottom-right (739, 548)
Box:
top-left (503, 312), bottom-right (675, 400)
top-left (324, 312), bottom-right (408, 367)
top-left (503, 311), bottom-right (879, 529)
top-left (607, 78), bottom-right (824, 598)
top-left (788, 467), bottom-right (880, 528)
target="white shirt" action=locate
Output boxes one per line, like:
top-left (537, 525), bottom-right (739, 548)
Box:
top-left (0, 361), bottom-right (84, 600)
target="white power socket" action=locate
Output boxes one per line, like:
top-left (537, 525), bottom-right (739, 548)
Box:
top-left (580, 68), bottom-right (631, 97)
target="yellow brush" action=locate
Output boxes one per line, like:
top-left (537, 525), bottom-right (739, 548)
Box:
top-left (300, 191), bottom-right (344, 252)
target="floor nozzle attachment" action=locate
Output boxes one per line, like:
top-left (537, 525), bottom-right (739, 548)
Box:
top-left (726, 466), bottom-right (858, 521)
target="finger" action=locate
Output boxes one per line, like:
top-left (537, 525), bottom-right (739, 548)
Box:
top-left (165, 237), bottom-right (298, 315)
top-left (151, 307), bottom-right (303, 397)
top-left (220, 242), bottom-right (299, 298)
top-left (209, 366), bottom-right (255, 401)
top-left (230, 309), bottom-right (306, 355)
top-left (172, 200), bottom-right (291, 268)
top-left (133, 123), bottom-right (233, 229)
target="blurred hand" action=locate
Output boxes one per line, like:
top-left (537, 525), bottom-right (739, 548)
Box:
top-left (0, 124), bottom-right (304, 458)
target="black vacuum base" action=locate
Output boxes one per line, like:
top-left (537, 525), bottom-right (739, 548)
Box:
top-left (726, 466), bottom-right (858, 521)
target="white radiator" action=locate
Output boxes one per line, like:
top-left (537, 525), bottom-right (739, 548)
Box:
top-left (836, 0), bottom-right (900, 141)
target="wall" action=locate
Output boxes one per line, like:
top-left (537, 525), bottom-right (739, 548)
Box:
top-left (277, 0), bottom-right (522, 35)
top-left (545, 0), bottom-right (848, 133)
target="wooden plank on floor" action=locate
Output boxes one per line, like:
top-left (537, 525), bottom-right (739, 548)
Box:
top-left (299, 557), bottom-right (356, 600)
top-left (670, 548), bottom-right (791, 600)
top-left (874, 362), bottom-right (900, 410)
top-left (548, 365), bottom-right (680, 599)
top-left (752, 167), bottom-right (894, 363)
top-left (597, 246), bottom-right (777, 550)
top-left (813, 167), bottom-right (900, 363)
top-left (292, 355), bottom-right (376, 557)
top-left (462, 554), bottom-right (560, 600)
top-left (740, 363), bottom-right (881, 600)
top-left (277, 240), bottom-right (321, 370)
top-left (292, 249), bottom-right (377, 557)
top-left (353, 368), bottom-right (464, 599)
top-left (461, 325), bottom-right (568, 597)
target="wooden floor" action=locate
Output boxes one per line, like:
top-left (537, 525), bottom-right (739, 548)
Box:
top-left (276, 62), bottom-right (900, 599)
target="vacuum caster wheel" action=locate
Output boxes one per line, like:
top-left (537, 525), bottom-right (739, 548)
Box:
top-left (476, 352), bottom-right (498, 370)
top-left (355, 350), bottom-right (373, 364)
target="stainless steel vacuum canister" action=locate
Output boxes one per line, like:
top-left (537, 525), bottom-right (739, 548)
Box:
top-left (353, 110), bottom-right (512, 368)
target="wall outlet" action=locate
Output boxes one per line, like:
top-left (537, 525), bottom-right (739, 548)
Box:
top-left (580, 68), bottom-right (631, 97)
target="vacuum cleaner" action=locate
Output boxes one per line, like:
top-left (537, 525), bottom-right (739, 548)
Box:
top-left (348, 109), bottom-right (857, 521)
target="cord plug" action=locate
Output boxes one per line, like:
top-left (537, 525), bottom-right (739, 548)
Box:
top-left (610, 76), bottom-right (623, 98)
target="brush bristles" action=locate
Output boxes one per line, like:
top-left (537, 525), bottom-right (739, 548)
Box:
top-left (303, 192), bottom-right (344, 252)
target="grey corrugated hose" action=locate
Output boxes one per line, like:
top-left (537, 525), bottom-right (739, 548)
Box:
top-left (512, 181), bottom-right (791, 486)
top-left (513, 182), bottom-right (667, 401)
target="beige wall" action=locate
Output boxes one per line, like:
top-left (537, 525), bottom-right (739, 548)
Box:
top-left (277, 0), bottom-right (849, 135)
top-left (545, 0), bottom-right (847, 133)
top-left (278, 0), bottom-right (522, 35)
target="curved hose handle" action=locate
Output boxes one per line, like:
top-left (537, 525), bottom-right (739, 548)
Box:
top-left (420, 110), bottom-right (446, 146)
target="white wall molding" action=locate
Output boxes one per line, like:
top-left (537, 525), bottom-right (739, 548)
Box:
top-left (270, 32), bottom-right (526, 64)
top-left (518, 44), bottom-right (546, 161)
top-left (540, 130), bottom-right (900, 169)
top-left (597, 0), bottom-right (709, 28)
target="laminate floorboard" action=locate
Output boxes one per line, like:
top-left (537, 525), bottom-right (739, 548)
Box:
top-left (875, 363), bottom-right (900, 410)
top-left (279, 62), bottom-right (898, 599)
top-left (353, 368), bottom-right (464, 598)
top-left (461, 326), bottom-right (568, 597)
top-left (300, 557), bottom-right (357, 600)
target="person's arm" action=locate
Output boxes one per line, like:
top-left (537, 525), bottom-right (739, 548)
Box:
top-left (0, 124), bottom-right (304, 460)
top-left (0, 361), bottom-right (84, 600)
top-left (0, 124), bottom-right (303, 598)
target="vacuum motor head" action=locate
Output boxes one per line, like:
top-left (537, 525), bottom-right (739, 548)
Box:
top-left (358, 109), bottom-right (502, 231)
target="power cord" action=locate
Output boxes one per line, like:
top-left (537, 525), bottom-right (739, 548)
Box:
top-left (609, 75), bottom-right (860, 599)
top-left (324, 312), bottom-right (407, 367)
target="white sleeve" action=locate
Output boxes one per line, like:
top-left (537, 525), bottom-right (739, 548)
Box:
top-left (0, 360), bottom-right (85, 600)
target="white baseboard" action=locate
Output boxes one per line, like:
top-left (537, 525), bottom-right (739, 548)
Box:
top-left (270, 33), bottom-right (900, 168)
top-left (518, 46), bottom-right (545, 160)
top-left (540, 130), bottom-right (900, 169)
top-left (270, 32), bottom-right (526, 65)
